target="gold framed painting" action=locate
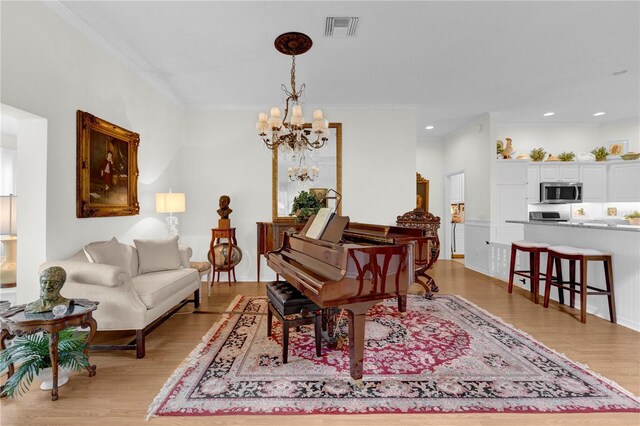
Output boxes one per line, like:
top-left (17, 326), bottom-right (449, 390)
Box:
top-left (416, 172), bottom-right (429, 212)
top-left (76, 110), bottom-right (140, 218)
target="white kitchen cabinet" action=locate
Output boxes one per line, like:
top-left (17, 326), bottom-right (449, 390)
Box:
top-left (497, 161), bottom-right (528, 185)
top-left (450, 173), bottom-right (464, 204)
top-left (608, 162), bottom-right (640, 202)
top-left (496, 184), bottom-right (527, 243)
top-left (540, 163), bottom-right (579, 182)
top-left (579, 164), bottom-right (607, 202)
top-left (527, 164), bottom-right (540, 202)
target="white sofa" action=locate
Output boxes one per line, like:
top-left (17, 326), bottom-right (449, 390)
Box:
top-left (40, 237), bottom-right (201, 358)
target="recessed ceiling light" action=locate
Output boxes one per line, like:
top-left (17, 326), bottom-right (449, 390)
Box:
top-left (543, 112), bottom-right (555, 117)
top-left (593, 112), bottom-right (606, 116)
top-left (425, 125), bottom-right (434, 130)
top-left (612, 70), bottom-right (628, 76)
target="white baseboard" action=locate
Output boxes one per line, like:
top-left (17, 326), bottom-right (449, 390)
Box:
top-left (464, 263), bottom-right (490, 277)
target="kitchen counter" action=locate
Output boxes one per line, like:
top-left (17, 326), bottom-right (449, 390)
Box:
top-left (507, 220), bottom-right (640, 331)
top-left (506, 220), bottom-right (640, 232)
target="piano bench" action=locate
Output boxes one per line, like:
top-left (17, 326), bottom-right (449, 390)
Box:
top-left (266, 281), bottom-right (322, 364)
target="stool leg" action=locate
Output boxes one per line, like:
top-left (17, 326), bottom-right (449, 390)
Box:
top-left (543, 253), bottom-right (554, 308)
top-left (532, 252), bottom-right (540, 304)
top-left (555, 257), bottom-right (565, 305)
top-left (604, 257), bottom-right (617, 324)
top-left (508, 246), bottom-right (517, 294)
top-left (580, 259), bottom-right (588, 323)
top-left (282, 324), bottom-right (289, 364)
top-left (267, 304), bottom-right (273, 337)
top-left (314, 314), bottom-right (322, 357)
top-left (569, 260), bottom-right (576, 308)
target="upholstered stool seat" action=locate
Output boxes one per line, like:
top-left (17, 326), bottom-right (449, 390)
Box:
top-left (511, 240), bottom-right (551, 249)
top-left (266, 281), bottom-right (322, 364)
top-left (543, 245), bottom-right (616, 324)
top-left (190, 261), bottom-right (213, 296)
top-left (543, 246), bottom-right (612, 257)
top-left (508, 240), bottom-right (551, 304)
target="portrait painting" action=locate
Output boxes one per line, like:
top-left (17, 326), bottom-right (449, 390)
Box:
top-left (76, 111), bottom-right (140, 218)
top-left (416, 172), bottom-right (429, 212)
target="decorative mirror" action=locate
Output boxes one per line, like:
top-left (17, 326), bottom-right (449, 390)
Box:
top-left (272, 123), bottom-right (342, 221)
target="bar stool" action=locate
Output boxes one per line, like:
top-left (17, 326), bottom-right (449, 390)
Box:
top-left (508, 240), bottom-right (551, 304)
top-left (543, 246), bottom-right (616, 324)
top-left (266, 281), bottom-right (322, 364)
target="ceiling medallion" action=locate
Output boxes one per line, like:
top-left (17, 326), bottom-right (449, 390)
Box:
top-left (256, 32), bottom-right (329, 182)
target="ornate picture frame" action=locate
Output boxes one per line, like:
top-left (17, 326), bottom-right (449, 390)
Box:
top-left (416, 172), bottom-right (429, 212)
top-left (76, 110), bottom-right (140, 218)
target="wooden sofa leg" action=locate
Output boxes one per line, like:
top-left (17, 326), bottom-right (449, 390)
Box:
top-left (194, 289), bottom-right (201, 308)
top-left (136, 330), bottom-right (145, 359)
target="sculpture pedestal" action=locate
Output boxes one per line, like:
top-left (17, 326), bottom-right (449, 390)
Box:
top-left (218, 219), bottom-right (230, 229)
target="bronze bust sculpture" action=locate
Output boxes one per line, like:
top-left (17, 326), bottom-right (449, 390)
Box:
top-left (25, 266), bottom-right (71, 314)
top-left (217, 195), bottom-right (233, 219)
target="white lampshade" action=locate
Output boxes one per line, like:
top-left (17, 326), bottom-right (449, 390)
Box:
top-left (156, 193), bottom-right (186, 213)
top-left (0, 195), bottom-right (17, 236)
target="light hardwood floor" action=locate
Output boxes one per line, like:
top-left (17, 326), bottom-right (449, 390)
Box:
top-left (2, 261), bottom-right (639, 425)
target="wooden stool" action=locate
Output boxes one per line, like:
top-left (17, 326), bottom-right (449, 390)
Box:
top-left (543, 245), bottom-right (616, 324)
top-left (266, 281), bottom-right (322, 364)
top-left (508, 240), bottom-right (551, 304)
top-left (190, 261), bottom-right (212, 296)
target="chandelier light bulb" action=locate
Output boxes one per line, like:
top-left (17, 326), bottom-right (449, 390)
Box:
top-left (270, 107), bottom-right (281, 118)
top-left (313, 110), bottom-right (324, 120)
top-left (292, 105), bottom-right (303, 117)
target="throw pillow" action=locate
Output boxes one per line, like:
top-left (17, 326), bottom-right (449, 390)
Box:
top-left (134, 236), bottom-right (182, 274)
top-left (83, 238), bottom-right (131, 274)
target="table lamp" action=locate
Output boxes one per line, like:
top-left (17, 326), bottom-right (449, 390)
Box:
top-left (156, 192), bottom-right (186, 237)
top-left (0, 194), bottom-right (17, 288)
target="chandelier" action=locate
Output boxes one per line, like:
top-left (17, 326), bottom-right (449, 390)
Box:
top-left (256, 32), bottom-right (329, 154)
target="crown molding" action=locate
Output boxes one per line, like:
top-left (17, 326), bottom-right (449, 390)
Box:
top-left (44, 1), bottom-right (184, 108)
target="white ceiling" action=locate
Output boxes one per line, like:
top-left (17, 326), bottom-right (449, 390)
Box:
top-left (55, 1), bottom-right (639, 137)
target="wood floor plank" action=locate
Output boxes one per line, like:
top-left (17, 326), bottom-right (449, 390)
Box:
top-left (1, 261), bottom-right (638, 425)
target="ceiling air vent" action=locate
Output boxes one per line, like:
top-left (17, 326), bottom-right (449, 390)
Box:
top-left (325, 17), bottom-right (359, 38)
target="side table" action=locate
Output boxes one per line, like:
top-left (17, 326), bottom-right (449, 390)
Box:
top-left (0, 299), bottom-right (99, 401)
top-left (210, 227), bottom-right (238, 286)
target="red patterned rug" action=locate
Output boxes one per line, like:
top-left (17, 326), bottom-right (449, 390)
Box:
top-left (147, 295), bottom-right (640, 417)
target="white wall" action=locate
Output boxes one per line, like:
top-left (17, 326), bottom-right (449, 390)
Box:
top-left (598, 117), bottom-right (640, 153)
top-left (495, 117), bottom-right (640, 159)
top-left (444, 114), bottom-right (492, 222)
top-left (178, 107), bottom-right (417, 281)
top-left (1, 2), bottom-right (185, 296)
top-left (416, 136), bottom-right (444, 222)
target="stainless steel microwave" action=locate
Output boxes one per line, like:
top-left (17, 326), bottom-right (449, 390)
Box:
top-left (540, 182), bottom-right (582, 204)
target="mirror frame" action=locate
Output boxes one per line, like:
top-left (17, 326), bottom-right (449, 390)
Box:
top-left (272, 122), bottom-right (342, 221)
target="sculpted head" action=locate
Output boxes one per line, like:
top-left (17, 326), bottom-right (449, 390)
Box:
top-left (39, 266), bottom-right (67, 301)
top-left (219, 195), bottom-right (230, 209)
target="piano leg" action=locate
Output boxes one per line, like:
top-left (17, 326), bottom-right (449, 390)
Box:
top-left (345, 301), bottom-right (377, 381)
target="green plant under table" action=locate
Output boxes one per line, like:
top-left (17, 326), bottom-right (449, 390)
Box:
top-left (0, 299), bottom-right (98, 400)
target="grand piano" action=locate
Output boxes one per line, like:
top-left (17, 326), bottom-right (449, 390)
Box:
top-left (267, 217), bottom-right (432, 380)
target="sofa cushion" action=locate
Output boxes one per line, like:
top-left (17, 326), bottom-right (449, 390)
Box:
top-left (132, 269), bottom-right (197, 309)
top-left (83, 238), bottom-right (139, 278)
top-left (134, 237), bottom-right (182, 274)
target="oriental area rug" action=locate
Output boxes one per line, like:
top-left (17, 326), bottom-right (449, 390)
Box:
top-left (147, 295), bottom-right (640, 417)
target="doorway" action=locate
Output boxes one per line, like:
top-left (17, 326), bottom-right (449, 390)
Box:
top-left (444, 171), bottom-right (465, 263)
top-left (0, 104), bottom-right (48, 306)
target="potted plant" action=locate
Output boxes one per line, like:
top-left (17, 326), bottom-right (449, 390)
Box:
top-left (0, 328), bottom-right (89, 398)
top-left (558, 151), bottom-right (576, 162)
top-left (625, 211), bottom-right (640, 225)
top-left (530, 147), bottom-right (547, 162)
top-left (591, 146), bottom-right (609, 162)
top-left (290, 190), bottom-right (323, 222)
